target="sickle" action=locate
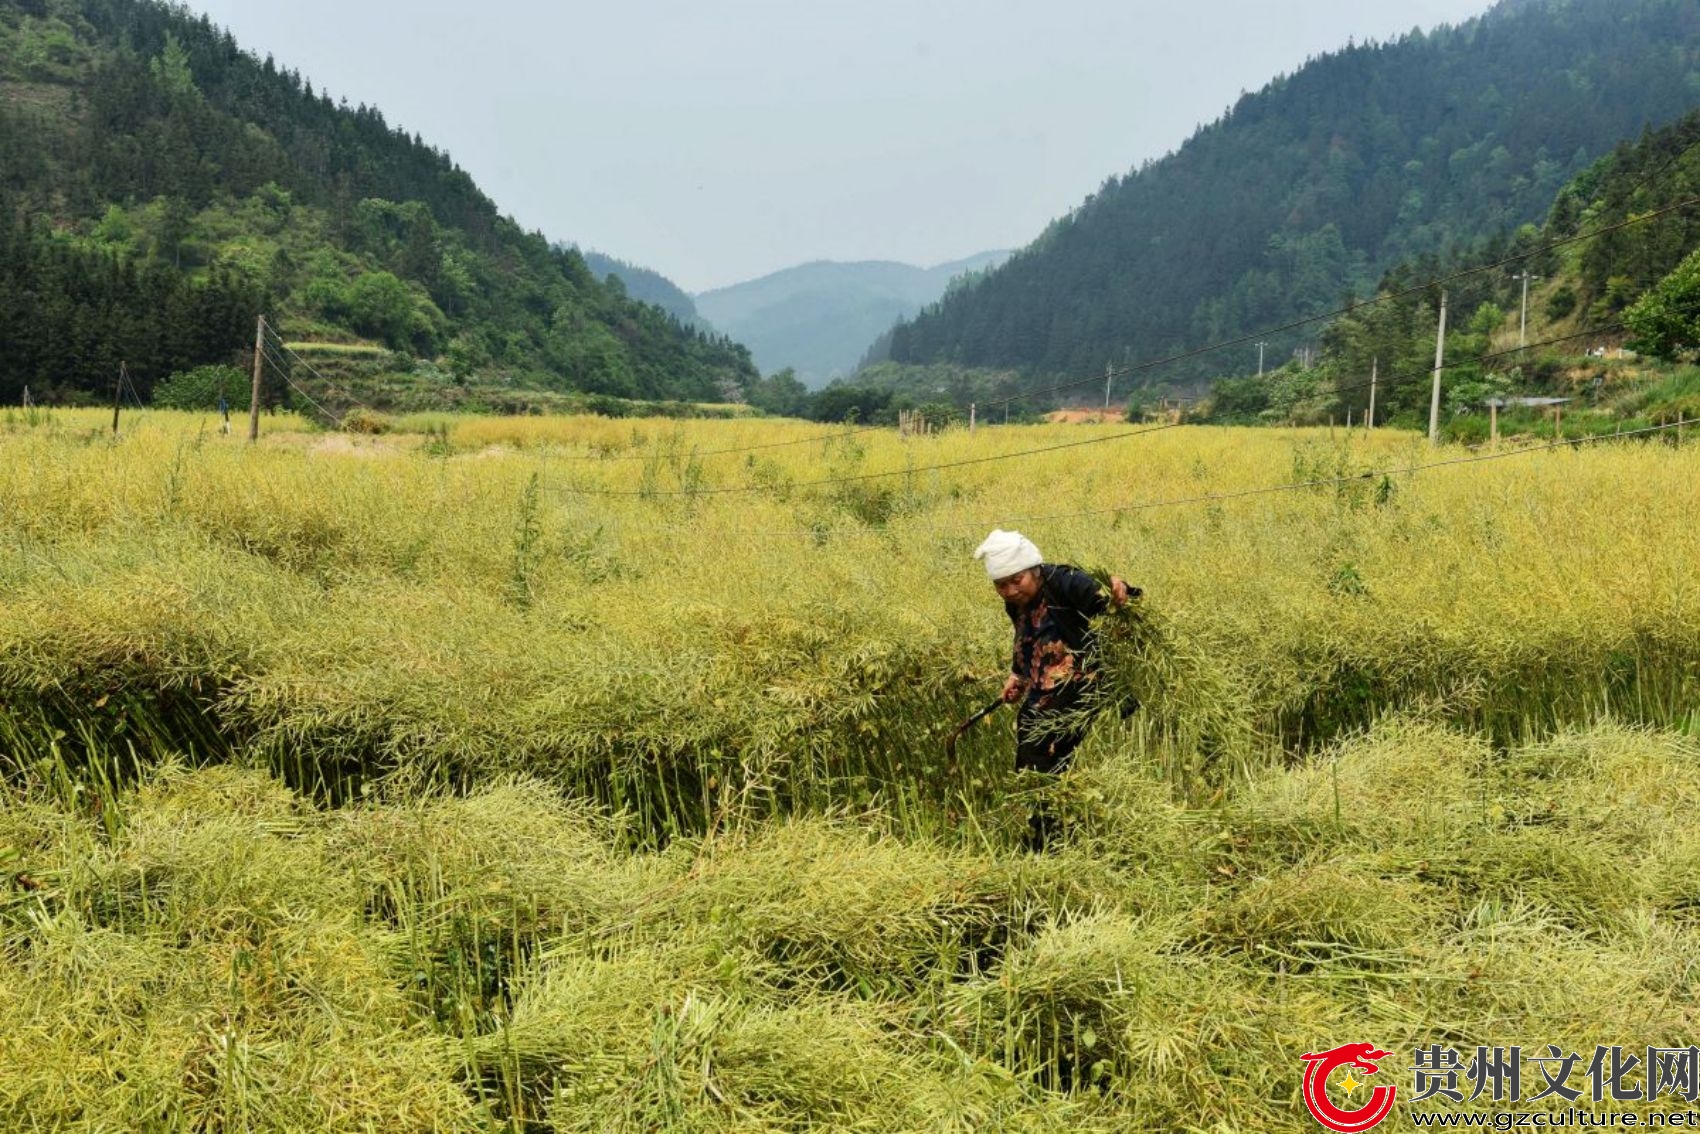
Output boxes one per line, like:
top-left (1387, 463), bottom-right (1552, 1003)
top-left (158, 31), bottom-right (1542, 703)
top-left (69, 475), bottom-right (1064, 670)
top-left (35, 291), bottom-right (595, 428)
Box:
top-left (944, 697), bottom-right (1006, 771)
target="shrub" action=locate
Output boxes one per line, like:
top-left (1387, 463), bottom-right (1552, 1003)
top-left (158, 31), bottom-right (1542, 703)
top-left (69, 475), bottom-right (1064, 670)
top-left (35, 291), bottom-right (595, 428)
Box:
top-left (150, 364), bottom-right (246, 411)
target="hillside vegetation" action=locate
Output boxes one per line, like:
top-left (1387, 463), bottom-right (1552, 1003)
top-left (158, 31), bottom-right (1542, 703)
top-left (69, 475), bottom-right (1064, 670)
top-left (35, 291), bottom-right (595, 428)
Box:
top-left (579, 249), bottom-right (707, 329)
top-left (1202, 106), bottom-right (1700, 432)
top-left (0, 0), bottom-right (756, 406)
top-left (880, 0), bottom-right (1700, 393)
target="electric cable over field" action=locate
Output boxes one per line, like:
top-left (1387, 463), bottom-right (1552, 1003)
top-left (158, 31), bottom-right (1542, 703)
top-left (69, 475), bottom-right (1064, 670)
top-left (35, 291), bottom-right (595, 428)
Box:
top-left (540, 295), bottom-right (1694, 503)
top-left (587, 414), bottom-right (1693, 541)
top-left (985, 418), bottom-right (1693, 528)
top-left (247, 183), bottom-right (1700, 459)
top-left (536, 188), bottom-right (1700, 465)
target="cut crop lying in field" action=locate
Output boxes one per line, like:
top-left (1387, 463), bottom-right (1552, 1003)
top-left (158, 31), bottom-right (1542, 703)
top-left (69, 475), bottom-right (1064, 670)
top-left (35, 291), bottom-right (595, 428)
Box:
top-left (2, 412), bottom-right (1698, 830)
top-left (4, 721), bottom-right (1700, 1130)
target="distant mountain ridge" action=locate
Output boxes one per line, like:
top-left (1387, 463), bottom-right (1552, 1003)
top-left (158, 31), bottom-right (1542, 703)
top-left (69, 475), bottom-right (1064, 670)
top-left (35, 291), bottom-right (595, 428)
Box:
top-left (577, 250), bottom-right (706, 328)
top-left (695, 251), bottom-right (1010, 386)
top-left (886, 0), bottom-right (1700, 395)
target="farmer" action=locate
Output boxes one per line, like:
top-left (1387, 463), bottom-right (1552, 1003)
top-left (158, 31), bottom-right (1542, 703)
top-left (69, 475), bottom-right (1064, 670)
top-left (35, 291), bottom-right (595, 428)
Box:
top-left (975, 530), bottom-right (1134, 845)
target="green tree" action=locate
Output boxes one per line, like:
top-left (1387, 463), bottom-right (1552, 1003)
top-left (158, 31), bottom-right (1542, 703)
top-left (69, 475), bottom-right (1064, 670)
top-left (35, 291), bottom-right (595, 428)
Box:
top-left (152, 363), bottom-right (245, 410)
top-left (346, 271), bottom-right (418, 350)
top-left (149, 33), bottom-right (196, 97)
top-left (809, 385), bottom-right (892, 424)
top-left (746, 369), bottom-right (810, 418)
top-left (1624, 248), bottom-right (1700, 361)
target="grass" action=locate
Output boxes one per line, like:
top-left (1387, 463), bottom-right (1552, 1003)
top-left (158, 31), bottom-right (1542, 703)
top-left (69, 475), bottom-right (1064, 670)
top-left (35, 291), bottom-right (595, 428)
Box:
top-left (7, 724), bottom-right (1700, 1129)
top-left (1, 408), bottom-right (1698, 1129)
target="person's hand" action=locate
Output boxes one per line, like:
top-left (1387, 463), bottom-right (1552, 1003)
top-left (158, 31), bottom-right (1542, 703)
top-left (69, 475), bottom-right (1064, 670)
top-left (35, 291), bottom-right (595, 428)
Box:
top-left (1110, 576), bottom-right (1130, 606)
top-left (1001, 674), bottom-right (1026, 703)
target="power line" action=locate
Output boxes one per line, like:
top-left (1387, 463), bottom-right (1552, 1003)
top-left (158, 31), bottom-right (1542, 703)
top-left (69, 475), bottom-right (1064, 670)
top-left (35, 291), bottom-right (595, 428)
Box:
top-left (546, 420), bottom-right (893, 463)
top-left (228, 178), bottom-right (1697, 488)
top-left (1327, 292), bottom-right (1700, 409)
top-left (119, 365), bottom-right (146, 412)
top-left (230, 187), bottom-right (1700, 465)
top-left (542, 184), bottom-right (1699, 467)
top-left (263, 329), bottom-right (897, 459)
top-left (259, 342), bottom-right (342, 426)
top-left (989, 418), bottom-right (1690, 527)
top-left (261, 328), bottom-right (379, 421)
top-left (535, 300), bottom-right (1694, 527)
top-left (1329, 317), bottom-right (1634, 405)
top-left (264, 328), bottom-right (906, 458)
top-left (566, 414), bottom-right (1693, 540)
top-left (541, 300), bottom-right (1671, 501)
top-left (1598, 129), bottom-right (1700, 217)
top-left (543, 421), bottom-right (1185, 498)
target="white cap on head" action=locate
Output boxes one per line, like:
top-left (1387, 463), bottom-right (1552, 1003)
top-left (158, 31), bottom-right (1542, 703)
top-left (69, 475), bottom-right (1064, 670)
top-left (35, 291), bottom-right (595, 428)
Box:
top-left (974, 529), bottom-right (1043, 581)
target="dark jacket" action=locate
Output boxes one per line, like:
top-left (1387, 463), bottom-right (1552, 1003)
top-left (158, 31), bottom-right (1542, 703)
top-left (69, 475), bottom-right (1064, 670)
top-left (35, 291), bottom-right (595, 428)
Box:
top-left (1004, 564), bottom-right (1110, 701)
top-left (1005, 564), bottom-right (1108, 650)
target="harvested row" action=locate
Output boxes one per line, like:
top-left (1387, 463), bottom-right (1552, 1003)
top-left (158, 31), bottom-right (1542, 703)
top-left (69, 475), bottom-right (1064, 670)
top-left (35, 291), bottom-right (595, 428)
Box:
top-left (4, 720), bottom-right (1699, 1129)
top-left (2, 412), bottom-right (1697, 828)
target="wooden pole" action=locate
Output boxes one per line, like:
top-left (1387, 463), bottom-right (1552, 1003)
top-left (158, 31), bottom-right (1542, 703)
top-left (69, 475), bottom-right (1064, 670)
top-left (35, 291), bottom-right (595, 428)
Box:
top-left (1554, 404), bottom-right (1563, 441)
top-left (1367, 357), bottom-right (1377, 431)
top-left (112, 362), bottom-right (124, 436)
top-left (1490, 402), bottom-right (1499, 447)
top-left (249, 315), bottom-right (266, 443)
top-left (1428, 292), bottom-right (1447, 447)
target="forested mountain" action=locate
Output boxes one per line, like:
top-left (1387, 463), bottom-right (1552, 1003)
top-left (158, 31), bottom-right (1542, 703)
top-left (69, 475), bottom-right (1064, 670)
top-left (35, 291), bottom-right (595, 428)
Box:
top-left (0, 0), bottom-right (755, 405)
top-left (884, 0), bottom-right (1700, 396)
top-left (1206, 106), bottom-right (1700, 429)
top-left (577, 250), bottom-right (706, 328)
top-left (696, 252), bottom-right (1008, 387)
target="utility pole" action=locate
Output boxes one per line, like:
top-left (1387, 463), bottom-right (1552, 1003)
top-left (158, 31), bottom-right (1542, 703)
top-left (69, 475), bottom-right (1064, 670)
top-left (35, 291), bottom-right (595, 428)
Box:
top-left (21, 386), bottom-right (30, 409)
top-left (112, 362), bottom-right (125, 436)
top-left (1512, 270), bottom-right (1541, 349)
top-left (1428, 291), bottom-right (1448, 446)
top-left (1257, 342), bottom-right (1268, 378)
top-left (249, 315), bottom-right (265, 443)
top-left (1367, 357), bottom-right (1377, 431)
top-left (1104, 363), bottom-right (1113, 412)
top-left (968, 402), bottom-right (976, 435)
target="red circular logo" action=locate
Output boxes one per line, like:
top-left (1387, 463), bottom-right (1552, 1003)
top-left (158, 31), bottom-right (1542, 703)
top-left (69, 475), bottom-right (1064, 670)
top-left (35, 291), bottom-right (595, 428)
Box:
top-left (1300, 1044), bottom-right (1398, 1132)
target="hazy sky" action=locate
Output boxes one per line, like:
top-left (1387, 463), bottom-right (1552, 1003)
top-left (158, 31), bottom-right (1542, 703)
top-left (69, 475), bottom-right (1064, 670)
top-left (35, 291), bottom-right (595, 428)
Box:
top-left (187, 0), bottom-right (1496, 292)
